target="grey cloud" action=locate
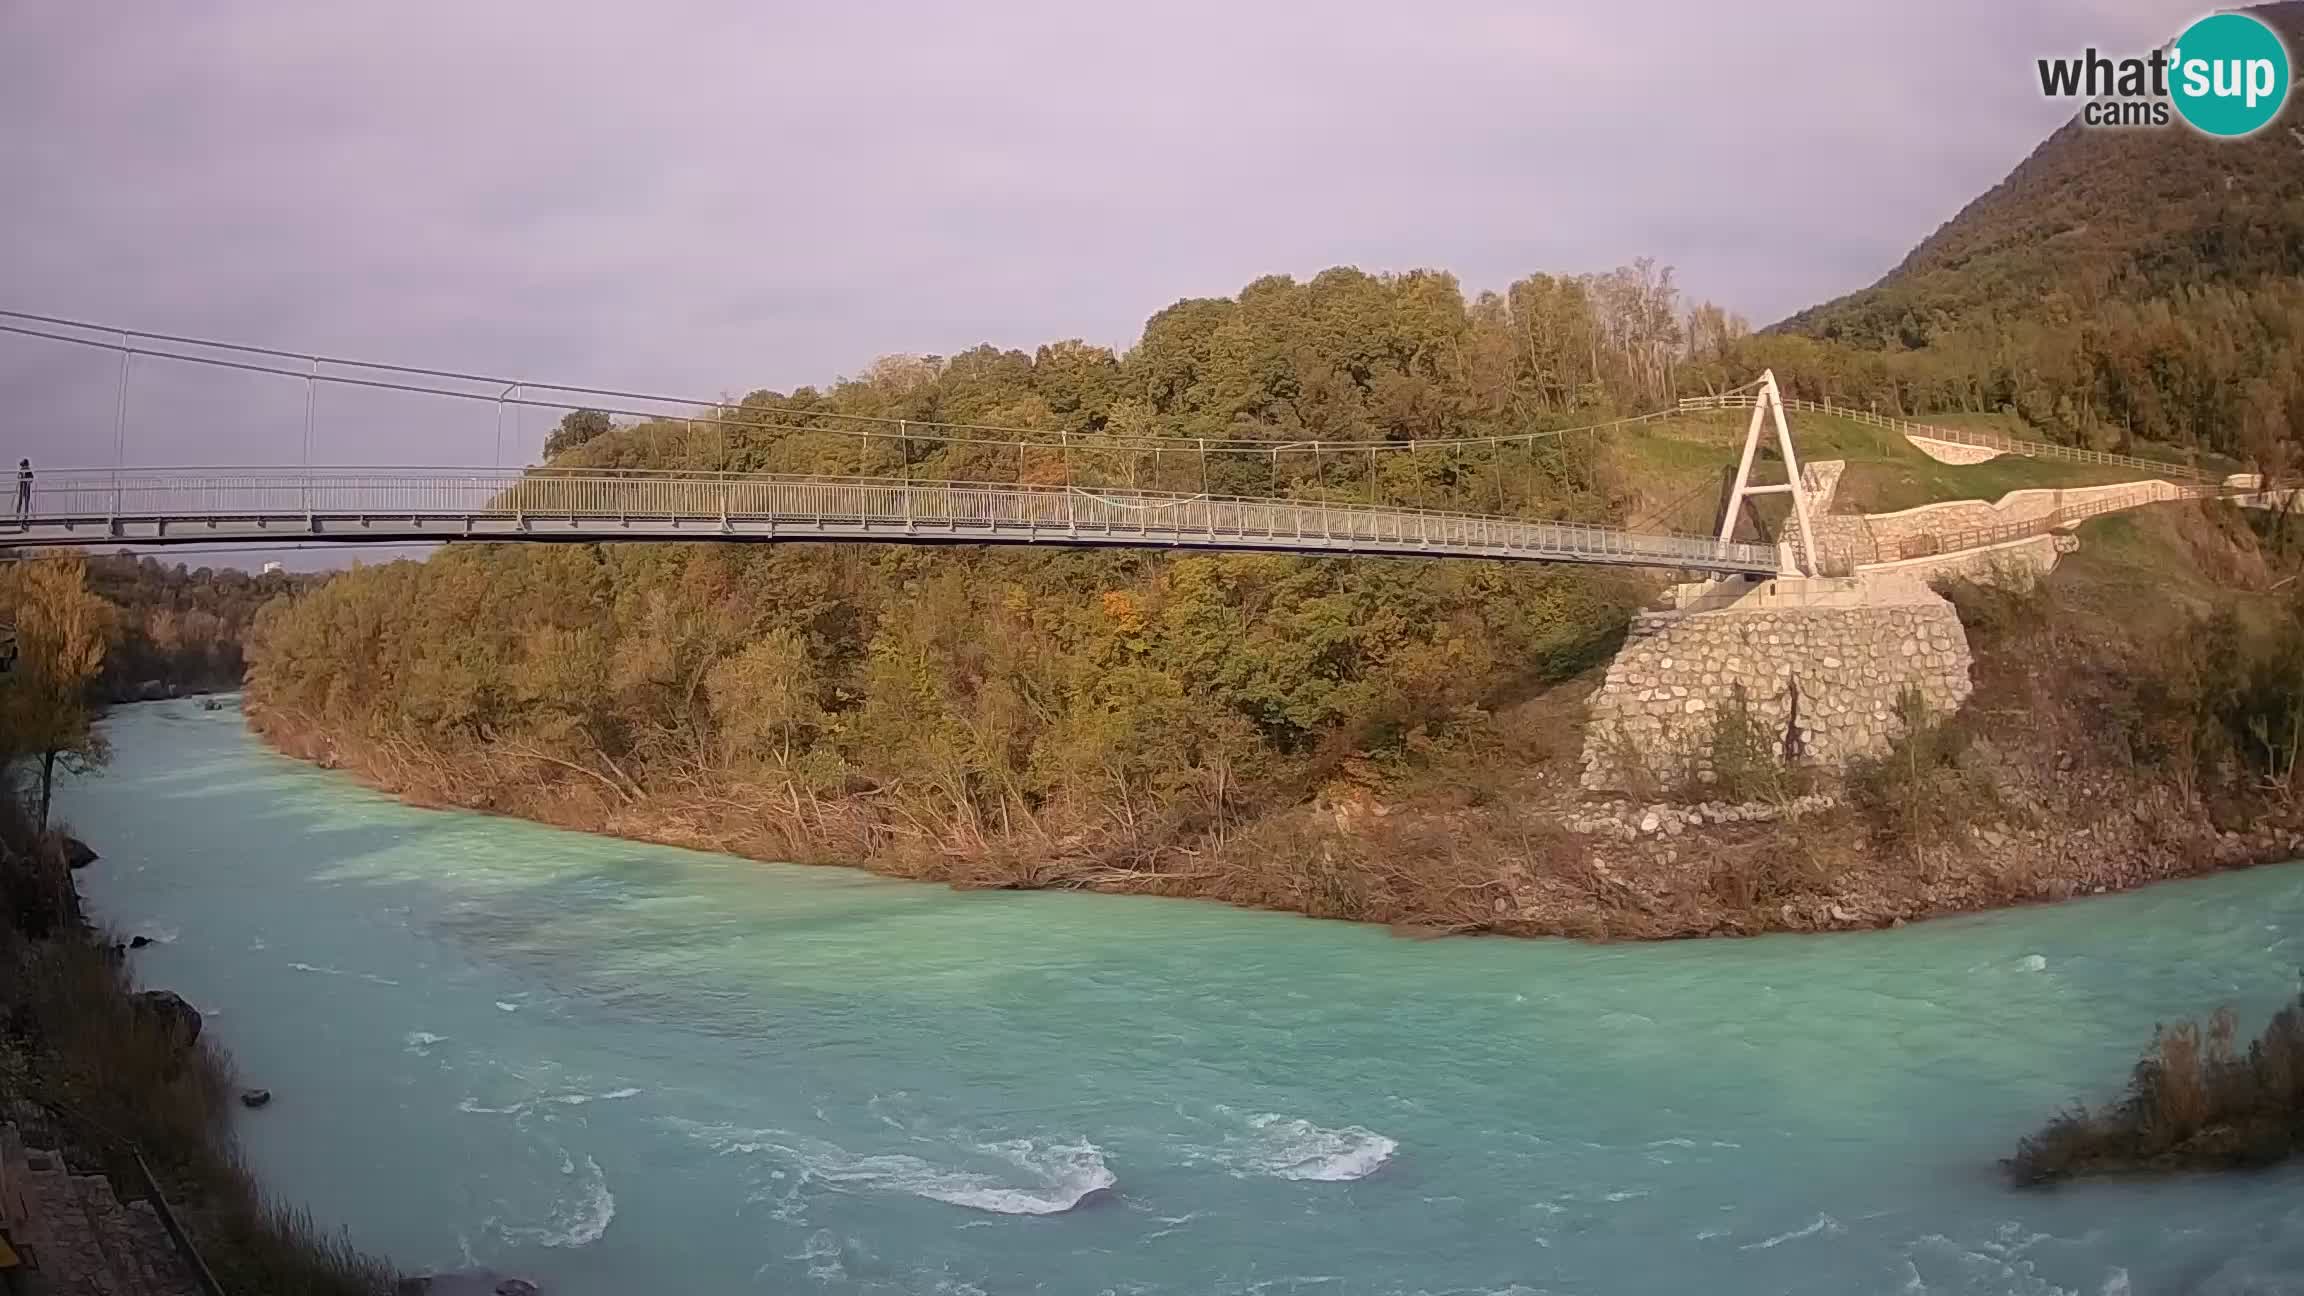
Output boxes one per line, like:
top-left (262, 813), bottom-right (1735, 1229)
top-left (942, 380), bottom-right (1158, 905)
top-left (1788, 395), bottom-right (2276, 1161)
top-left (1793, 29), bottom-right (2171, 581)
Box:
top-left (0, 0), bottom-right (2210, 493)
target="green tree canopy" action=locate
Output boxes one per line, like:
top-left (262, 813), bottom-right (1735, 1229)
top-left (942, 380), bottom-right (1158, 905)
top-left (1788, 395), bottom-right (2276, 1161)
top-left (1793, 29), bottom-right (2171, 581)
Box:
top-left (545, 408), bottom-right (614, 458)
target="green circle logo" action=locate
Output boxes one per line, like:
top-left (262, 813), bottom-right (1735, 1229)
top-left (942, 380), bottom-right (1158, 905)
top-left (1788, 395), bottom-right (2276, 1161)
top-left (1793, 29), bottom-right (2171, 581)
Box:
top-left (2170, 12), bottom-right (2290, 137)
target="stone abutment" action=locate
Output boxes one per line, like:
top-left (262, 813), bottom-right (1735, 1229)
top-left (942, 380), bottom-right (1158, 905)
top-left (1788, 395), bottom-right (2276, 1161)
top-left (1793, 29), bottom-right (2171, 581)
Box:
top-left (1579, 574), bottom-right (1973, 793)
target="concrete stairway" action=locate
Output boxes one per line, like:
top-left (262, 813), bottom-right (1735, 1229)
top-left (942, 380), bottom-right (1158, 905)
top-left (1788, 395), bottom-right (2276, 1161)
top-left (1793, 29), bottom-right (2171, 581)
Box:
top-left (0, 1123), bottom-right (202, 1296)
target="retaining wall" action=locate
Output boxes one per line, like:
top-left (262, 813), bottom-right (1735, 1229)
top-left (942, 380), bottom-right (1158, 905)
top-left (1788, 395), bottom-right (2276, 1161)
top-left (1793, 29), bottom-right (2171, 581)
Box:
top-left (1580, 578), bottom-right (1974, 793)
top-left (1859, 480), bottom-right (2191, 552)
top-left (1854, 532), bottom-right (2075, 588)
top-left (1908, 436), bottom-right (2005, 465)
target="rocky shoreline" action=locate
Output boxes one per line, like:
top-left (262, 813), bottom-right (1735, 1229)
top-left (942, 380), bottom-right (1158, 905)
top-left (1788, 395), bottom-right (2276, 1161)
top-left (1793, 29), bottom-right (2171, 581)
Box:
top-left (0, 827), bottom-right (406, 1293)
top-left (1560, 794), bottom-right (1842, 841)
top-left (19, 822), bottom-right (550, 1295)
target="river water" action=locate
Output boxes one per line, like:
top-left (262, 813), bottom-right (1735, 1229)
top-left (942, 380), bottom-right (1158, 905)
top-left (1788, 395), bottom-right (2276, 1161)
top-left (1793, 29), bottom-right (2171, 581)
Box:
top-left (56, 700), bottom-right (2304, 1295)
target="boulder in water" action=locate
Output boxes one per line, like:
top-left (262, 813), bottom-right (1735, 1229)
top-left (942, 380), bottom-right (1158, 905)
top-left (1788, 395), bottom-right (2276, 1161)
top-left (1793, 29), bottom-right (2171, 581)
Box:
top-left (239, 1089), bottom-right (272, 1109)
top-left (128, 935), bottom-right (152, 950)
top-left (61, 836), bottom-right (96, 869)
top-left (495, 1281), bottom-right (541, 1296)
top-left (133, 990), bottom-right (202, 1048)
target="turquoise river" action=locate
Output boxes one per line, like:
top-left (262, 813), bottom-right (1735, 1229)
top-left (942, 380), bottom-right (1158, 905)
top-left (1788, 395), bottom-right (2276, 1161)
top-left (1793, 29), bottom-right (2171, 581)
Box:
top-left (57, 700), bottom-right (2304, 1294)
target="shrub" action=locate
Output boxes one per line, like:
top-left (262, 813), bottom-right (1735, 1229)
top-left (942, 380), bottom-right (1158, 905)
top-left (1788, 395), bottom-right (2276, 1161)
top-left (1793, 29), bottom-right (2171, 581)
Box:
top-left (1938, 574), bottom-right (2052, 641)
top-left (1697, 682), bottom-right (1811, 803)
top-left (2009, 989), bottom-right (2304, 1184)
top-left (1846, 684), bottom-right (1990, 852)
top-left (2112, 607), bottom-right (2304, 803)
top-left (1704, 835), bottom-right (1850, 914)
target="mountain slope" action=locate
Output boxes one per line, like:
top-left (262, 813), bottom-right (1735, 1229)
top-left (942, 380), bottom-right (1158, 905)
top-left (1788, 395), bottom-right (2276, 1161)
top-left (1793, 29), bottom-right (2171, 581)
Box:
top-left (1755, 3), bottom-right (2304, 463)
top-left (1780, 1), bottom-right (2304, 349)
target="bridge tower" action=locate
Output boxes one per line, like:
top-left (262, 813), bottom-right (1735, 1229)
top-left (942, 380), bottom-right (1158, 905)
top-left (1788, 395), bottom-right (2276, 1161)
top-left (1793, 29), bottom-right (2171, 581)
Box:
top-left (1714, 370), bottom-right (1818, 577)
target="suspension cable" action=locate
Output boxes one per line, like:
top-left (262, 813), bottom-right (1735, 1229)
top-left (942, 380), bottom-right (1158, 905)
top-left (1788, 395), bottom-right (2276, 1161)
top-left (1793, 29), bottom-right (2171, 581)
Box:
top-left (0, 310), bottom-right (1724, 458)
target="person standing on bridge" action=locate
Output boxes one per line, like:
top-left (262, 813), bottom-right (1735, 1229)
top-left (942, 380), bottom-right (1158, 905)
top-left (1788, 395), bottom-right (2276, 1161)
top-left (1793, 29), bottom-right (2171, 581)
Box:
top-left (12, 460), bottom-right (27, 520)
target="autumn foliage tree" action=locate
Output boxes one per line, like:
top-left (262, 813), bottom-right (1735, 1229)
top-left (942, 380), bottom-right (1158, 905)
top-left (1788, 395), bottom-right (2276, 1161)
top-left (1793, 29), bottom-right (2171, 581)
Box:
top-left (82, 551), bottom-right (307, 698)
top-left (0, 554), bottom-right (113, 829)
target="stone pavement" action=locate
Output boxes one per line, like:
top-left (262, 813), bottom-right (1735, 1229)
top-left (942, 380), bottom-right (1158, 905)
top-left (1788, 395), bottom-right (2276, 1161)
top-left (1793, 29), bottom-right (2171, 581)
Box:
top-left (0, 1123), bottom-right (201, 1296)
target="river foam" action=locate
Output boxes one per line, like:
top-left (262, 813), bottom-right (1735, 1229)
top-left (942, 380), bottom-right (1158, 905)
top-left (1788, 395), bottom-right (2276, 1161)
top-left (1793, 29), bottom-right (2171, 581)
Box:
top-left (806, 1137), bottom-right (1113, 1215)
top-left (1742, 1212), bottom-right (1844, 1250)
top-left (459, 1087), bottom-right (643, 1117)
top-left (901, 1139), bottom-right (1115, 1215)
top-left (686, 1123), bottom-right (1117, 1216)
top-left (1189, 1110), bottom-right (1398, 1182)
top-left (497, 1154), bottom-right (615, 1249)
top-left (287, 960), bottom-right (401, 987)
top-left (547, 1088), bottom-right (642, 1106)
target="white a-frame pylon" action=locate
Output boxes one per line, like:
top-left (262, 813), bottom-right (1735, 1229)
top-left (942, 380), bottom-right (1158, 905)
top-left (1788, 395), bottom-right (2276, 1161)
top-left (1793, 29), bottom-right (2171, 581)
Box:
top-left (1715, 369), bottom-right (1818, 577)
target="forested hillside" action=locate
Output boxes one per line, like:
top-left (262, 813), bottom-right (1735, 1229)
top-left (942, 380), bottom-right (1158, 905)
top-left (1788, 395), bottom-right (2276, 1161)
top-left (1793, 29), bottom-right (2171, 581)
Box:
top-left (1762, 1), bottom-right (2304, 464)
top-left (83, 554), bottom-right (308, 699)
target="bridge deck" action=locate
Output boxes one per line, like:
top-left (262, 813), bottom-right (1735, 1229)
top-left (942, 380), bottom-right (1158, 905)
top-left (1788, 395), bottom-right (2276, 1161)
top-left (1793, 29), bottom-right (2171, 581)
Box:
top-left (3, 469), bottom-right (1782, 574)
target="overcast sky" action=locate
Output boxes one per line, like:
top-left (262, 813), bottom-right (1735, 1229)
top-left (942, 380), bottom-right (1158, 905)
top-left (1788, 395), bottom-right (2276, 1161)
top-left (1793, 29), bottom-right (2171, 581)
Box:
top-left (0, 0), bottom-right (2197, 491)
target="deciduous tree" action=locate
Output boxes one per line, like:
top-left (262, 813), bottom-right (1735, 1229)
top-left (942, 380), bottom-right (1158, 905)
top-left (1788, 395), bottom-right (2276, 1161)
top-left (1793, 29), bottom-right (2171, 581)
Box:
top-left (0, 555), bottom-right (113, 829)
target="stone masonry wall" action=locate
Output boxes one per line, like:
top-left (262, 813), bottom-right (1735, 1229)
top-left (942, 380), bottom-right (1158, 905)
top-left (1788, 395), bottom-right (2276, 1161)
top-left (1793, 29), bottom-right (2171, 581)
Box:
top-left (1580, 587), bottom-right (1973, 793)
top-left (1801, 459), bottom-right (1844, 514)
top-left (1800, 476), bottom-right (2191, 572)
top-left (1907, 436), bottom-right (2005, 465)
top-left (1805, 515), bottom-right (1874, 576)
top-left (1855, 532), bottom-right (2076, 589)
top-left (1859, 480), bottom-right (2191, 552)
top-left (1760, 459), bottom-right (1846, 576)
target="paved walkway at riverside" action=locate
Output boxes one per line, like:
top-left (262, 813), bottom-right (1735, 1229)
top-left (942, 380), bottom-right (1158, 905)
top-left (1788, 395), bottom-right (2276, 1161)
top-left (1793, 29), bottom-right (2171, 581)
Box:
top-left (0, 1124), bottom-right (200, 1296)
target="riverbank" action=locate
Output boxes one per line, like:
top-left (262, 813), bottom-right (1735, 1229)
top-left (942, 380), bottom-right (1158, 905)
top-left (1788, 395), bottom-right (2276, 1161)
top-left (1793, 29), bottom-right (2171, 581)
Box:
top-left (0, 823), bottom-right (399, 1294)
top-left (245, 525), bottom-right (2304, 939)
top-left (243, 696), bottom-right (2304, 942)
top-left (241, 503), bottom-right (2304, 941)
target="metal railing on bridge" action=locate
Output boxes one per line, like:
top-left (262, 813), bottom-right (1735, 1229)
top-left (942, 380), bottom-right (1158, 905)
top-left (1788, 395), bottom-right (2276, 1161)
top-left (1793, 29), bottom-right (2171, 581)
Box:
top-left (6, 466), bottom-right (1786, 574)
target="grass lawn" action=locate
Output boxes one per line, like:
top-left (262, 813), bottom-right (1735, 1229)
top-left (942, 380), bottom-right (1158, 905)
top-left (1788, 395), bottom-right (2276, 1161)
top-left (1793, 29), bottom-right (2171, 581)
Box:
top-left (1831, 450), bottom-right (2140, 515)
top-left (2048, 504), bottom-right (2290, 634)
top-left (1596, 410), bottom-right (2165, 531)
top-left (1900, 411), bottom-right (2238, 479)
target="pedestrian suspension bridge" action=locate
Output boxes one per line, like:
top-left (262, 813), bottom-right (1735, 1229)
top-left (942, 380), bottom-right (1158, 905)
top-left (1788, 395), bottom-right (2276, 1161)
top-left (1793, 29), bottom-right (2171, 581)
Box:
top-left (0, 310), bottom-right (2223, 577)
